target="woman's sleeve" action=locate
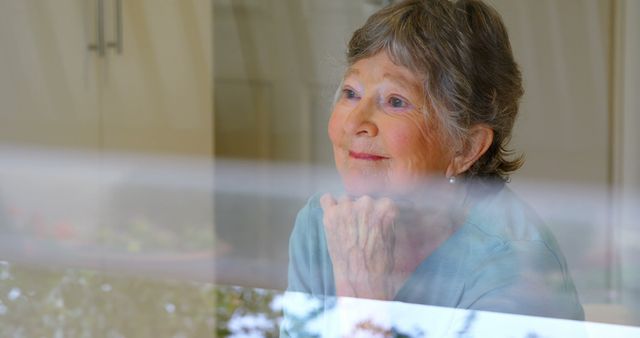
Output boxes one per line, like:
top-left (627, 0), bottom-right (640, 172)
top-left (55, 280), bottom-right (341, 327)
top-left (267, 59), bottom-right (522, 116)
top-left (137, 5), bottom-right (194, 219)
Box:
top-left (287, 202), bottom-right (314, 293)
top-left (462, 240), bottom-right (585, 321)
top-left (281, 198), bottom-right (335, 337)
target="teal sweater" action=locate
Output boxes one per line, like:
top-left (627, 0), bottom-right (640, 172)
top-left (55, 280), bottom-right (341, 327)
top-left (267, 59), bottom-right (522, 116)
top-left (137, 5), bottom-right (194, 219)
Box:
top-left (284, 184), bottom-right (584, 332)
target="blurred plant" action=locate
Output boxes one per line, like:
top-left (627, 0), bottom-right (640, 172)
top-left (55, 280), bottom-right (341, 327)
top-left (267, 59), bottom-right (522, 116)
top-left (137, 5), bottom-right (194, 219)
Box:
top-left (0, 262), bottom-right (217, 337)
top-left (216, 286), bottom-right (281, 337)
top-left (0, 261), bottom-right (291, 337)
top-left (348, 319), bottom-right (425, 338)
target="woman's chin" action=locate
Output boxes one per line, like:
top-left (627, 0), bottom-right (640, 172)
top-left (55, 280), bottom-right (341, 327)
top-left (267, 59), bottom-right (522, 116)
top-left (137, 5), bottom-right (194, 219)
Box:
top-left (343, 179), bottom-right (385, 197)
top-left (342, 175), bottom-right (446, 199)
top-left (342, 178), bottom-right (409, 198)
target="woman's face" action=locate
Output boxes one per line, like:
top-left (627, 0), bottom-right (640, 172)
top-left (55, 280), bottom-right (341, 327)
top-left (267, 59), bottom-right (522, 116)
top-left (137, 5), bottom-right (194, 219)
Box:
top-left (329, 52), bottom-right (453, 197)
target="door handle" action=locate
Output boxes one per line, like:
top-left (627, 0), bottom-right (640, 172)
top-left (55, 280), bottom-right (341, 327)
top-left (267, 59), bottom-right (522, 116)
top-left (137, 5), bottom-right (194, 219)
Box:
top-left (88, 0), bottom-right (106, 56)
top-left (106, 0), bottom-right (123, 54)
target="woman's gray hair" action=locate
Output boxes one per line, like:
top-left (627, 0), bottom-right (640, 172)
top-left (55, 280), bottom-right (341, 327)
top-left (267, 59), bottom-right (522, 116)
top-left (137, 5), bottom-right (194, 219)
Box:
top-left (347, 0), bottom-right (524, 182)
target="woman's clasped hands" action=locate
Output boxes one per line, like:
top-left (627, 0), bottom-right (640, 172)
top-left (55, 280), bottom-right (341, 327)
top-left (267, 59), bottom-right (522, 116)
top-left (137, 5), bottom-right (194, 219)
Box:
top-left (320, 193), bottom-right (408, 301)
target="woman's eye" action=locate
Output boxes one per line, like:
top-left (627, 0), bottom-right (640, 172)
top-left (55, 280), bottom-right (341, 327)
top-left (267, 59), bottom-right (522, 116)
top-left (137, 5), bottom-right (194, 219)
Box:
top-left (343, 88), bottom-right (358, 100)
top-left (389, 96), bottom-right (408, 108)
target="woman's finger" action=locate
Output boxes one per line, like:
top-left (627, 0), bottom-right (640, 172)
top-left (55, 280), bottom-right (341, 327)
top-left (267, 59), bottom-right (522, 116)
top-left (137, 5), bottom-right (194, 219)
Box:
top-left (355, 195), bottom-right (374, 247)
top-left (320, 193), bottom-right (336, 211)
top-left (337, 195), bottom-right (351, 204)
top-left (375, 197), bottom-right (396, 218)
top-left (375, 198), bottom-right (397, 239)
top-left (381, 207), bottom-right (397, 243)
top-left (364, 212), bottom-right (381, 258)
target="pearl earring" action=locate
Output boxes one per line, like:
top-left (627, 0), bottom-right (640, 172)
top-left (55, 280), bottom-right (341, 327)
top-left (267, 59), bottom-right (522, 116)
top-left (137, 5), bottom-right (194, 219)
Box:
top-left (448, 176), bottom-right (456, 184)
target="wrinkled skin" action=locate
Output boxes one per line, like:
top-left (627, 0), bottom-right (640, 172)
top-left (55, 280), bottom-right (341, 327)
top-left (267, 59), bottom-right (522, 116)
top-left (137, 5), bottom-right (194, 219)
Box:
top-left (320, 194), bottom-right (398, 299)
top-left (320, 193), bottom-right (454, 300)
top-left (323, 52), bottom-right (461, 300)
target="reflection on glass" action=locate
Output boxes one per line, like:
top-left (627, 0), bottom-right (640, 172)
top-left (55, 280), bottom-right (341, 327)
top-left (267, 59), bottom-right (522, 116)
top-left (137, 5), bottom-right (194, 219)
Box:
top-left (0, 0), bottom-right (638, 336)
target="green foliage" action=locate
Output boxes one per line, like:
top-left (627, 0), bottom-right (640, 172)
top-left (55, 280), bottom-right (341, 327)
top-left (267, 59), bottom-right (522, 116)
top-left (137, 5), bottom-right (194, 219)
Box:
top-left (215, 286), bottom-right (281, 337)
top-left (0, 263), bottom-right (210, 337)
top-left (0, 262), bottom-right (287, 337)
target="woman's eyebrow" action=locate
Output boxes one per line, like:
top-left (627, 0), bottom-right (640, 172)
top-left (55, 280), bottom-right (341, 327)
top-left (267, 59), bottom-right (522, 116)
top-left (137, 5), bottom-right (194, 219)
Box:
top-left (343, 67), bottom-right (421, 94)
top-left (383, 72), bottom-right (414, 86)
top-left (344, 68), bottom-right (360, 78)
top-left (382, 72), bottom-right (421, 93)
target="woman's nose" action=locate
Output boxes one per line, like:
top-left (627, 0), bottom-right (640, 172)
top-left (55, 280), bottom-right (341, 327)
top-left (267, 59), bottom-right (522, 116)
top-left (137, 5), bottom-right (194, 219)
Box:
top-left (344, 98), bottom-right (379, 137)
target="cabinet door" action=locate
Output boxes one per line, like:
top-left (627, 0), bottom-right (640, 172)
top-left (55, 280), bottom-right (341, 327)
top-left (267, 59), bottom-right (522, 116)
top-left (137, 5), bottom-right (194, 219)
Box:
top-left (100, 0), bottom-right (213, 157)
top-left (0, 0), bottom-right (100, 150)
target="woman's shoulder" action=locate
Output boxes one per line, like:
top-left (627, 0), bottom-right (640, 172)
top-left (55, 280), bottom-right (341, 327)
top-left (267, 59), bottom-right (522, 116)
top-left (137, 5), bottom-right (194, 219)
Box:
top-left (289, 193), bottom-right (326, 241)
top-left (460, 184), bottom-right (571, 270)
top-left (464, 184), bottom-right (553, 244)
top-left (460, 183), bottom-right (577, 289)
top-left (457, 185), bottom-right (583, 319)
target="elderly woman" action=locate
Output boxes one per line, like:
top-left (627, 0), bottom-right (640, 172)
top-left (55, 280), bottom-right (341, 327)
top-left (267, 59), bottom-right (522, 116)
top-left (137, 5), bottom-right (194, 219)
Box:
top-left (285, 0), bottom-right (583, 329)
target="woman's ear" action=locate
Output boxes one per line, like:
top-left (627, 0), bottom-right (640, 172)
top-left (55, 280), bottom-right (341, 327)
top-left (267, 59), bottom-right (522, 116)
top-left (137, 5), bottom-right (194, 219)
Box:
top-left (446, 125), bottom-right (494, 177)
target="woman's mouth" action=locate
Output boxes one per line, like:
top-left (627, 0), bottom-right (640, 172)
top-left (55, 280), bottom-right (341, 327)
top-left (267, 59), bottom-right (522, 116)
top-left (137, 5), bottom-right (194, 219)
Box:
top-left (349, 150), bottom-right (389, 161)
